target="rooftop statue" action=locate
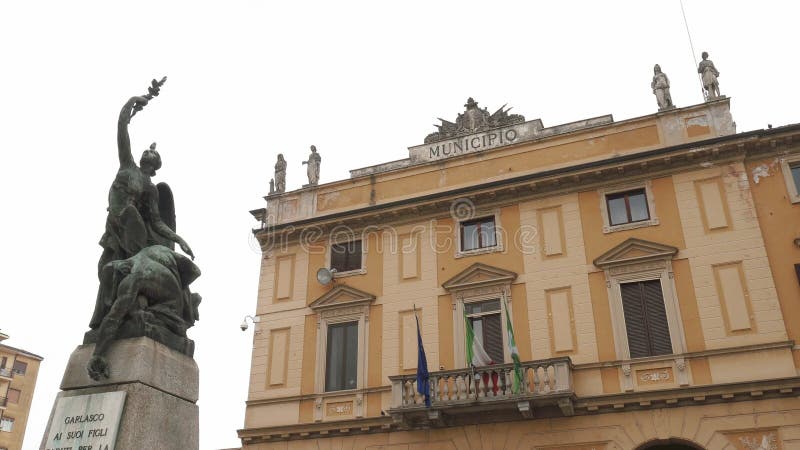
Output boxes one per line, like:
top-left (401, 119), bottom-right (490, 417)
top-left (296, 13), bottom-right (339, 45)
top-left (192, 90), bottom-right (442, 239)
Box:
top-left (698, 51), bottom-right (721, 100)
top-left (651, 64), bottom-right (674, 111)
top-left (85, 78), bottom-right (202, 380)
top-left (302, 145), bottom-right (321, 186)
top-left (274, 153), bottom-right (287, 193)
top-left (424, 97), bottom-right (525, 144)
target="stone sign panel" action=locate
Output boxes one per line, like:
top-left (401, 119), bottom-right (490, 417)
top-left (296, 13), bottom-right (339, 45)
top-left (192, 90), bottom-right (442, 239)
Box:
top-left (408, 120), bottom-right (543, 164)
top-left (44, 391), bottom-right (126, 450)
top-left (326, 400), bottom-right (353, 417)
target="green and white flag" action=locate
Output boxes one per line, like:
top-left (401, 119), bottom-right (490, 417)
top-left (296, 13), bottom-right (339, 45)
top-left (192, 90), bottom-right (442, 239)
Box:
top-left (503, 296), bottom-right (524, 394)
top-left (464, 309), bottom-right (492, 366)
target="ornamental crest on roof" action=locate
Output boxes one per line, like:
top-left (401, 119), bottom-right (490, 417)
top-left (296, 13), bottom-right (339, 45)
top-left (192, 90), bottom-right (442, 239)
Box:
top-left (424, 97), bottom-right (525, 144)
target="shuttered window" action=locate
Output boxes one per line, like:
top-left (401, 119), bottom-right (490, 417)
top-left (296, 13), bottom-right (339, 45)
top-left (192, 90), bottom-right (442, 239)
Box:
top-left (11, 360), bottom-right (27, 376)
top-left (620, 280), bottom-right (672, 358)
top-left (6, 389), bottom-right (20, 404)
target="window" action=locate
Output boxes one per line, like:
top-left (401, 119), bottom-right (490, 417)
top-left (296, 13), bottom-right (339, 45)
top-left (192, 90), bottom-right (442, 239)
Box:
top-left (330, 240), bottom-right (362, 273)
top-left (790, 162), bottom-right (800, 192)
top-left (606, 188), bottom-right (650, 226)
top-left (460, 217), bottom-right (497, 251)
top-left (464, 299), bottom-right (504, 364)
top-left (11, 361), bottom-right (26, 376)
top-left (0, 357), bottom-right (6, 369)
top-left (620, 280), bottom-right (673, 358)
top-left (6, 389), bottom-right (19, 405)
top-left (0, 417), bottom-right (13, 432)
top-left (783, 158), bottom-right (800, 203)
top-left (325, 321), bottom-right (358, 392)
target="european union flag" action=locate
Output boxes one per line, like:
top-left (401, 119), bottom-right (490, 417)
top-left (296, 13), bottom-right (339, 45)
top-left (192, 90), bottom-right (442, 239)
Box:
top-left (415, 310), bottom-right (431, 407)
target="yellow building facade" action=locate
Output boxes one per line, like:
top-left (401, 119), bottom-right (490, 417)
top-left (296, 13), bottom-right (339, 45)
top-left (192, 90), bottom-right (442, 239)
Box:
top-left (240, 96), bottom-right (800, 450)
top-left (0, 332), bottom-right (42, 450)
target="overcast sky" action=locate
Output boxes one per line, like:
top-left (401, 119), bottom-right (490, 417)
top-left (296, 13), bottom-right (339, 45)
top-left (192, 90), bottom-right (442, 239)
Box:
top-left (1, 1), bottom-right (798, 449)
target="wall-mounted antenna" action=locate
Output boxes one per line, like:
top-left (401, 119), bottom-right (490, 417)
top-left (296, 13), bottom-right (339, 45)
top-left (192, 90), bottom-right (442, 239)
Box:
top-left (680, 0), bottom-right (705, 101)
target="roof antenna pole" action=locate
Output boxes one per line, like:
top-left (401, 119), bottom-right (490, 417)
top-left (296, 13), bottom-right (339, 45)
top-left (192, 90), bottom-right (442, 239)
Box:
top-left (680, 0), bottom-right (706, 101)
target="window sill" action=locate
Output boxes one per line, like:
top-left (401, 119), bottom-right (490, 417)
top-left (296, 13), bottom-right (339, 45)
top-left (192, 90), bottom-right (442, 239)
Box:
top-left (333, 268), bottom-right (367, 278)
top-left (602, 218), bottom-right (659, 234)
top-left (455, 245), bottom-right (504, 259)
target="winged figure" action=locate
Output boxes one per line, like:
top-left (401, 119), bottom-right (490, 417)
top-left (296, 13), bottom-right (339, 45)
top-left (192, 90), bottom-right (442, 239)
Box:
top-left (87, 79), bottom-right (199, 355)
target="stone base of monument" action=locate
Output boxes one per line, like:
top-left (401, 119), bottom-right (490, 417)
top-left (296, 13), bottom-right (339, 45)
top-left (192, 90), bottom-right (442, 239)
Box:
top-left (40, 337), bottom-right (198, 450)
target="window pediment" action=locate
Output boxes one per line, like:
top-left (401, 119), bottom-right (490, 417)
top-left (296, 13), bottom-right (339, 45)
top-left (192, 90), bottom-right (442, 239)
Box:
top-left (309, 285), bottom-right (376, 311)
top-left (442, 263), bottom-right (517, 292)
top-left (593, 238), bottom-right (678, 269)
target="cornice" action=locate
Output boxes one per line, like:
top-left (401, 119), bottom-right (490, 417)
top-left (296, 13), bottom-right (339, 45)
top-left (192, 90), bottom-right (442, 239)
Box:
top-left (254, 125), bottom-right (800, 246)
top-left (238, 375), bottom-right (800, 444)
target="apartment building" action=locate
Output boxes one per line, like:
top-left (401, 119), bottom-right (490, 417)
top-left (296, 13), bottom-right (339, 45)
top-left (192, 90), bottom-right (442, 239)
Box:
top-left (239, 94), bottom-right (800, 450)
top-left (0, 332), bottom-right (42, 450)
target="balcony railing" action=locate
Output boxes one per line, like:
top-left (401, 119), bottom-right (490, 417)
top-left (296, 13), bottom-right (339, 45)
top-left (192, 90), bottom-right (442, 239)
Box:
top-left (388, 357), bottom-right (574, 425)
top-left (0, 368), bottom-right (12, 379)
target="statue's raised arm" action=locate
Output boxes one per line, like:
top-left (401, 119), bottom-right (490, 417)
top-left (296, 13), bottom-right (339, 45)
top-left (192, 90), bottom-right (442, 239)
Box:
top-left (117, 77), bottom-right (167, 168)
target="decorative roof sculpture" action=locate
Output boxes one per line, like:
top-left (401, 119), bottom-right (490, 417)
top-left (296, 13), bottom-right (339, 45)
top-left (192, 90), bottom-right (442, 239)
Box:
top-left (424, 97), bottom-right (525, 144)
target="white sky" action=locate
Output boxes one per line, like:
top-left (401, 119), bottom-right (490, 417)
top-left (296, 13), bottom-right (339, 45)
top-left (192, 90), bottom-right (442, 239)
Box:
top-left (1, 1), bottom-right (798, 449)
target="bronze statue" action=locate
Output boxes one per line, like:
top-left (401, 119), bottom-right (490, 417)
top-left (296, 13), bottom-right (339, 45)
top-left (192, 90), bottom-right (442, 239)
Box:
top-left (89, 78), bottom-right (194, 330)
top-left (88, 245), bottom-right (201, 380)
top-left (85, 78), bottom-right (202, 379)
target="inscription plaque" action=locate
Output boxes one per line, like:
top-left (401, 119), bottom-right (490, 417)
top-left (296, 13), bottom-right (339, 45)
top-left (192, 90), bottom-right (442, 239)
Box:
top-left (326, 400), bottom-right (353, 416)
top-left (44, 391), bottom-right (126, 450)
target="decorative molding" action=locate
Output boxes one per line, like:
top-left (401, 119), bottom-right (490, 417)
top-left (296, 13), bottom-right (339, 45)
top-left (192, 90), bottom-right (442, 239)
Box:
top-left (256, 119), bottom-right (796, 242)
top-left (607, 261), bottom-right (666, 276)
top-left (637, 367), bottom-right (672, 384)
top-left (424, 97), bottom-right (525, 144)
top-left (309, 285), bottom-right (376, 311)
top-left (675, 357), bottom-right (689, 386)
top-left (245, 385), bottom-right (391, 406)
top-left (622, 364), bottom-right (633, 392)
top-left (573, 340), bottom-right (793, 370)
top-left (725, 429), bottom-right (781, 450)
top-left (593, 238), bottom-right (678, 269)
top-left (442, 262), bottom-right (517, 292)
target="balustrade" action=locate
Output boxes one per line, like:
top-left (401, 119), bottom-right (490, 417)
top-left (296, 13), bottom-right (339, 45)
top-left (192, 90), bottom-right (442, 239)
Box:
top-left (390, 357), bottom-right (572, 410)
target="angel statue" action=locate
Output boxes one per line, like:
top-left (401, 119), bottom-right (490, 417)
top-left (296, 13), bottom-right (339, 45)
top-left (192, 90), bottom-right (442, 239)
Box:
top-left (85, 78), bottom-right (201, 374)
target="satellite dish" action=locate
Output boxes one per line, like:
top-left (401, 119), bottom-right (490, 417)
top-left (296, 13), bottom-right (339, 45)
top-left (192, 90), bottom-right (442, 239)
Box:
top-left (316, 268), bottom-right (337, 285)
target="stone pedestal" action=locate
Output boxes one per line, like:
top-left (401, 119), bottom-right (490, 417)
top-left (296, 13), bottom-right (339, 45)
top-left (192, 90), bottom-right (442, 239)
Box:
top-left (40, 337), bottom-right (199, 450)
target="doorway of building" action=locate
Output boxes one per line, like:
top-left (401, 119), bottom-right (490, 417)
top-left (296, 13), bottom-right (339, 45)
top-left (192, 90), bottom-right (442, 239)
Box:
top-left (637, 438), bottom-right (705, 450)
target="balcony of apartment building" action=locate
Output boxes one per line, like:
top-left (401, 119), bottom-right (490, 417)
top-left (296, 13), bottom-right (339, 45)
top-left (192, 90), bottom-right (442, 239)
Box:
top-left (0, 368), bottom-right (12, 381)
top-left (388, 357), bottom-right (574, 426)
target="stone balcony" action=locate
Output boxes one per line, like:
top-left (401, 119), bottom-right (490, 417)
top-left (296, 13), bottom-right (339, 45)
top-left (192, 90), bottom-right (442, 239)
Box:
top-left (388, 357), bottom-right (574, 427)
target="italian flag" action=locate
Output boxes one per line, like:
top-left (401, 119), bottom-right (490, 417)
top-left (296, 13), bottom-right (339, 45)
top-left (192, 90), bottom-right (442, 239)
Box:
top-left (464, 310), bottom-right (492, 366)
top-left (503, 296), bottom-right (524, 394)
